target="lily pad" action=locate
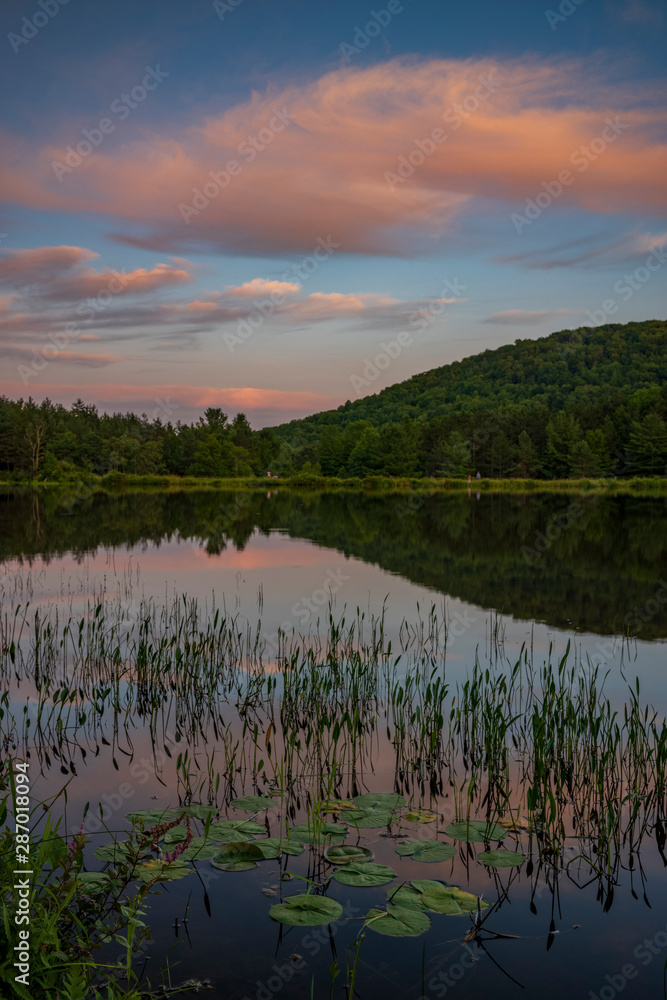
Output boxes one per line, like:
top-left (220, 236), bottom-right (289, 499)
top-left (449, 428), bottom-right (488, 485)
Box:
top-left (419, 885), bottom-right (463, 915)
top-left (180, 804), bottom-right (217, 820)
top-left (232, 795), bottom-right (277, 811)
top-left (270, 894), bottom-right (343, 926)
top-left (386, 885), bottom-right (427, 911)
top-left (211, 860), bottom-right (258, 872)
top-left (478, 849), bottom-right (526, 868)
top-left (134, 859), bottom-right (191, 883)
top-left (353, 792), bottom-right (406, 810)
top-left (346, 809), bottom-right (394, 829)
top-left (261, 837), bottom-right (305, 857)
top-left (212, 842), bottom-right (264, 864)
top-left (324, 844), bottom-right (374, 865)
top-left (444, 820), bottom-right (505, 843)
top-left (395, 839), bottom-right (455, 863)
top-left (163, 825), bottom-right (189, 843)
top-left (366, 905), bottom-right (431, 937)
top-left (320, 799), bottom-right (357, 813)
top-left (93, 841), bottom-right (137, 864)
top-left (75, 872), bottom-right (110, 895)
top-left (404, 809), bottom-right (438, 824)
top-left (289, 823), bottom-right (347, 844)
top-left (126, 808), bottom-right (176, 824)
top-left (174, 840), bottom-right (220, 861)
top-left (209, 819), bottom-right (265, 840)
top-left (332, 862), bottom-right (396, 887)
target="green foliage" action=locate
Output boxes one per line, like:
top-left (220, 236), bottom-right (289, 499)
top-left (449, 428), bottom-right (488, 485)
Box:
top-left (269, 320), bottom-right (667, 479)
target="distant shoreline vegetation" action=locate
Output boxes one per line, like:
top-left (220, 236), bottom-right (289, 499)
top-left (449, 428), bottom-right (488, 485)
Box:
top-left (1, 320), bottom-right (665, 482)
top-left (2, 473), bottom-right (667, 495)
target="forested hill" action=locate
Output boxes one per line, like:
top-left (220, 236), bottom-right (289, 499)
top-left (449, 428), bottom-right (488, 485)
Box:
top-left (269, 320), bottom-right (666, 478)
top-left (275, 320), bottom-right (666, 440)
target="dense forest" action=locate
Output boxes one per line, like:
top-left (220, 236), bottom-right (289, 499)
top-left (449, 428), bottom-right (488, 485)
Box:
top-left (1, 319), bottom-right (665, 481)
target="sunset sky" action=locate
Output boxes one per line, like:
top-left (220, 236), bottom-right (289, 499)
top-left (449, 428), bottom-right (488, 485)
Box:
top-left (1, 0), bottom-right (665, 426)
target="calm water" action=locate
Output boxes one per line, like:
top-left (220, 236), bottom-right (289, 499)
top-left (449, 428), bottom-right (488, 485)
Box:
top-left (2, 487), bottom-right (667, 999)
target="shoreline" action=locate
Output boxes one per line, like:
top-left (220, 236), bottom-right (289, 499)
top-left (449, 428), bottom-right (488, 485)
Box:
top-left (1, 473), bottom-right (666, 495)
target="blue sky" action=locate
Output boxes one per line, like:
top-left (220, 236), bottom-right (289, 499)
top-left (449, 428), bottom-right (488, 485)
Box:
top-left (0, 0), bottom-right (665, 424)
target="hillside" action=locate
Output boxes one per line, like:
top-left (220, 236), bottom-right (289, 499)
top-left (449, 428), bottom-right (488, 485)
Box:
top-left (271, 320), bottom-right (667, 478)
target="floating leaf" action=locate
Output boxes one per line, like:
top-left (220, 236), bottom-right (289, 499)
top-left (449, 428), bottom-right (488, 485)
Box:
top-left (289, 823), bottom-right (347, 844)
top-left (320, 799), bottom-right (356, 813)
top-left (411, 879), bottom-right (445, 893)
top-left (250, 840), bottom-right (281, 860)
top-left (211, 860), bottom-right (258, 872)
top-left (353, 792), bottom-right (406, 810)
top-left (232, 795), bottom-right (277, 811)
top-left (209, 819), bottom-right (265, 840)
top-left (134, 859), bottom-right (191, 883)
top-left (324, 844), bottom-right (374, 865)
top-left (395, 840), bottom-right (455, 863)
top-left (332, 862), bottom-right (396, 887)
top-left (404, 809), bottom-right (438, 824)
top-left (176, 841), bottom-right (220, 861)
top-left (478, 850), bottom-right (526, 868)
top-left (419, 886), bottom-right (463, 915)
top-left (75, 872), bottom-right (110, 895)
top-left (163, 826), bottom-right (189, 843)
top-left (261, 837), bottom-right (305, 857)
top-left (386, 885), bottom-right (427, 911)
top-left (444, 820), bottom-right (505, 843)
top-left (366, 905), bottom-right (431, 937)
top-left (126, 808), bottom-right (176, 824)
top-left (346, 809), bottom-right (394, 829)
top-left (93, 841), bottom-right (137, 864)
top-left (180, 804), bottom-right (217, 820)
top-left (211, 842), bottom-right (264, 865)
top-left (270, 894), bottom-right (343, 926)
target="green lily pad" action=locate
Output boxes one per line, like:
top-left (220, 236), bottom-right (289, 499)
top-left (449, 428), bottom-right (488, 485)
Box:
top-left (445, 820), bottom-right (505, 843)
top-left (366, 905), bottom-right (431, 937)
top-left (212, 842), bottom-right (264, 864)
top-left (211, 860), bottom-right (258, 872)
top-left (395, 840), bottom-right (455, 863)
top-left (93, 841), bottom-right (137, 864)
top-left (126, 808), bottom-right (176, 824)
top-left (478, 850), bottom-right (526, 868)
top-left (346, 809), bottom-right (394, 829)
top-left (320, 799), bottom-right (356, 812)
top-left (404, 809), bottom-right (438, 823)
top-left (419, 885), bottom-right (463, 914)
top-left (261, 837), bottom-right (305, 857)
top-left (332, 862), bottom-right (396, 887)
top-left (180, 804), bottom-right (217, 820)
top-left (209, 819), bottom-right (265, 840)
top-left (324, 844), bottom-right (374, 865)
top-left (75, 872), bottom-right (110, 895)
top-left (289, 823), bottom-right (347, 844)
top-left (232, 795), bottom-right (277, 811)
top-left (174, 840), bottom-right (220, 861)
top-left (386, 885), bottom-right (427, 911)
top-left (163, 825), bottom-right (189, 843)
top-left (134, 859), bottom-right (191, 883)
top-left (353, 792), bottom-right (406, 810)
top-left (411, 879), bottom-right (445, 893)
top-left (270, 894), bottom-right (343, 926)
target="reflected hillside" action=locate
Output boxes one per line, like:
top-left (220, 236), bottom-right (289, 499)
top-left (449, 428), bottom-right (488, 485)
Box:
top-left (1, 488), bottom-right (665, 638)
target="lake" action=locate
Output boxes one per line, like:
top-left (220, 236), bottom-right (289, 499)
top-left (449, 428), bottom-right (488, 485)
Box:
top-left (2, 487), bottom-right (667, 1000)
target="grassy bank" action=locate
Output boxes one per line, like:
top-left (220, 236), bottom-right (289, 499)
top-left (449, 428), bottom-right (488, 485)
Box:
top-left (1, 472), bottom-right (667, 495)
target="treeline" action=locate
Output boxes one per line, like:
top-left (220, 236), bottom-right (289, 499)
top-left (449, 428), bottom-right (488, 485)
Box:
top-left (1, 320), bottom-right (665, 481)
top-left (0, 401), bottom-right (281, 480)
top-left (276, 320), bottom-right (667, 479)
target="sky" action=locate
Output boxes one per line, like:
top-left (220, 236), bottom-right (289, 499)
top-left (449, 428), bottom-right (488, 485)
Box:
top-left (0, 0), bottom-right (665, 427)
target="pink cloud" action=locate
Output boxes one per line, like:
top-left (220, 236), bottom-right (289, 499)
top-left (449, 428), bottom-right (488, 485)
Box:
top-left (1, 57), bottom-right (665, 255)
top-left (224, 278), bottom-right (301, 298)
